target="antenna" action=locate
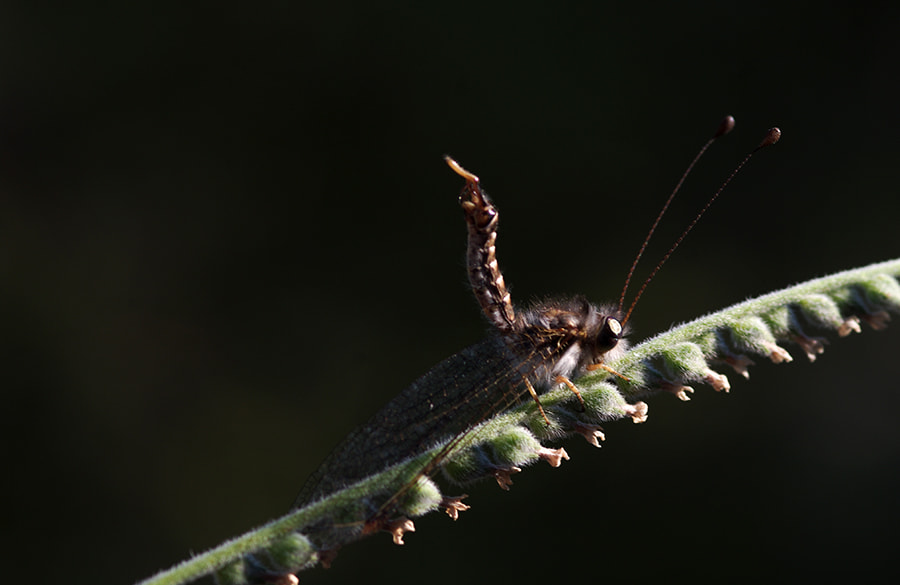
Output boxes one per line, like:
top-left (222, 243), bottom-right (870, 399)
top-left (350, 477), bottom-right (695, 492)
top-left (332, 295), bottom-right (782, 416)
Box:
top-left (620, 125), bottom-right (782, 326)
top-left (617, 115), bottom-right (736, 314)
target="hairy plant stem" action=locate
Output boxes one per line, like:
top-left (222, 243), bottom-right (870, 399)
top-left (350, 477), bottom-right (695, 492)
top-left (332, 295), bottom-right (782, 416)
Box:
top-left (136, 258), bottom-right (900, 585)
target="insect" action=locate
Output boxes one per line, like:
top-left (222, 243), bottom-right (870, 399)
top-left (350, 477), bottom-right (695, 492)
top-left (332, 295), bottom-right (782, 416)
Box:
top-left (260, 117), bottom-right (779, 580)
top-left (285, 161), bottom-right (629, 560)
top-left (291, 157), bottom-right (631, 540)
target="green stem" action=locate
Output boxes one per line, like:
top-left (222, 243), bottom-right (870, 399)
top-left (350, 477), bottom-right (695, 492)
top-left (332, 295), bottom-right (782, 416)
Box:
top-left (135, 258), bottom-right (900, 585)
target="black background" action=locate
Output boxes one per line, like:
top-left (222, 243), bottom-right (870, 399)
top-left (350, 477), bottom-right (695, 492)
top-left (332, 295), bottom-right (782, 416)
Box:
top-left (2, 2), bottom-right (899, 584)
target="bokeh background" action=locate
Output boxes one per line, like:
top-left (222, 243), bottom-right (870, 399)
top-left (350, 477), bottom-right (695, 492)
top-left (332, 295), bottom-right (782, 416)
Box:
top-left (2, 2), bottom-right (899, 584)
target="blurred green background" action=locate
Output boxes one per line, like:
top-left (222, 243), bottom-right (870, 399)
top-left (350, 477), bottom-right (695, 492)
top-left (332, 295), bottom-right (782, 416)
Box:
top-left (2, 2), bottom-right (899, 583)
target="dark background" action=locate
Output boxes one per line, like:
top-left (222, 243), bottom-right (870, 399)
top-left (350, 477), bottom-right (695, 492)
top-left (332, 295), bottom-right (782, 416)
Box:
top-left (2, 2), bottom-right (899, 584)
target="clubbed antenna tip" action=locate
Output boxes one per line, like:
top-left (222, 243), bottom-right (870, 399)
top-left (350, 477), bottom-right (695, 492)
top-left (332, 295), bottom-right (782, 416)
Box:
top-left (758, 127), bottom-right (781, 149)
top-left (715, 115), bottom-right (736, 138)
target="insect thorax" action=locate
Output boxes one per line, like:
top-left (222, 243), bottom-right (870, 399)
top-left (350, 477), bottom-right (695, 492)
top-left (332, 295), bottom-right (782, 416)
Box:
top-left (505, 297), bottom-right (626, 388)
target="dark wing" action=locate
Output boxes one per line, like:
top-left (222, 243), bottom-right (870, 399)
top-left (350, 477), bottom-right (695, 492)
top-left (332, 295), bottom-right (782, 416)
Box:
top-left (293, 335), bottom-right (530, 507)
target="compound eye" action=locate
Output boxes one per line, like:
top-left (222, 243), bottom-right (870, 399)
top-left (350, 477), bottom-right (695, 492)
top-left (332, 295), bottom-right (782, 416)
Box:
top-left (596, 317), bottom-right (623, 352)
